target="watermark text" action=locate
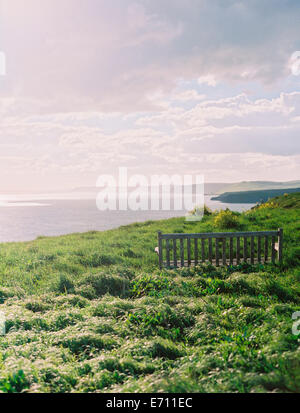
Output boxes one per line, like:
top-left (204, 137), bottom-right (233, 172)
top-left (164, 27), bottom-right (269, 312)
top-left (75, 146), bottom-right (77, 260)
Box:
top-left (292, 311), bottom-right (300, 336)
top-left (96, 168), bottom-right (204, 221)
top-left (0, 311), bottom-right (5, 336)
top-left (0, 51), bottom-right (6, 76)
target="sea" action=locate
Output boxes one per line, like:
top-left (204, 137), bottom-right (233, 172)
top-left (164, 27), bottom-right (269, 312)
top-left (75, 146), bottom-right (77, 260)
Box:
top-left (0, 192), bottom-right (255, 243)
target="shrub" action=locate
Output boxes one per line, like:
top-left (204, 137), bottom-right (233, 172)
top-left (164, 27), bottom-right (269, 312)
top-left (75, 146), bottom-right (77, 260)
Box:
top-left (187, 205), bottom-right (212, 221)
top-left (257, 201), bottom-right (278, 210)
top-left (173, 227), bottom-right (184, 233)
top-left (203, 205), bottom-right (213, 216)
top-left (214, 210), bottom-right (240, 229)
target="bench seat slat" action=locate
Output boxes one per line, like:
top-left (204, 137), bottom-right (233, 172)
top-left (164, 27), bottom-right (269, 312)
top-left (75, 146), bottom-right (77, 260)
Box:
top-left (201, 239), bottom-right (205, 263)
top-left (209, 238), bottom-right (213, 264)
top-left (264, 236), bottom-right (269, 263)
top-left (187, 238), bottom-right (191, 266)
top-left (222, 238), bottom-right (227, 266)
top-left (173, 239), bottom-right (177, 268)
top-left (244, 236), bottom-right (248, 263)
top-left (257, 236), bottom-right (262, 263)
top-left (237, 237), bottom-right (240, 265)
top-left (215, 238), bottom-right (219, 267)
top-left (194, 239), bottom-right (198, 266)
top-left (251, 236), bottom-right (255, 265)
top-left (229, 238), bottom-right (233, 265)
top-left (166, 239), bottom-right (170, 267)
top-left (272, 236), bottom-right (276, 264)
top-left (180, 239), bottom-right (184, 267)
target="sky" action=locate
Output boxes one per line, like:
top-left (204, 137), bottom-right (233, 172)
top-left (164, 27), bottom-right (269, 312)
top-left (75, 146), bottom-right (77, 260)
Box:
top-left (0, 0), bottom-right (300, 192)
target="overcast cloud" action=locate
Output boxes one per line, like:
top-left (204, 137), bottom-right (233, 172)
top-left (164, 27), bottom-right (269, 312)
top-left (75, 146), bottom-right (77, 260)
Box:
top-left (0, 0), bottom-right (299, 190)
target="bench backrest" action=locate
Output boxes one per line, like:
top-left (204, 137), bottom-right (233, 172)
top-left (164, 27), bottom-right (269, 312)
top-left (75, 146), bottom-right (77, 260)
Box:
top-left (157, 229), bottom-right (283, 268)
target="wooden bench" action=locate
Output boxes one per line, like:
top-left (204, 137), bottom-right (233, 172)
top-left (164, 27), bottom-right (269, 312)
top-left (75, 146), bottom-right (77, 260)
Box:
top-left (156, 229), bottom-right (283, 269)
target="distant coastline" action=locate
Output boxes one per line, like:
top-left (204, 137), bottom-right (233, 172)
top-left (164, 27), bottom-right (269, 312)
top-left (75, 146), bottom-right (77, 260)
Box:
top-left (212, 187), bottom-right (300, 204)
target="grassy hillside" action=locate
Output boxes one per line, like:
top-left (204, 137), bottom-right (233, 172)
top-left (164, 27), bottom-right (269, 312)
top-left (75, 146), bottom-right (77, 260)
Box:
top-left (0, 193), bottom-right (300, 393)
top-left (215, 180), bottom-right (300, 194)
top-left (212, 187), bottom-right (300, 204)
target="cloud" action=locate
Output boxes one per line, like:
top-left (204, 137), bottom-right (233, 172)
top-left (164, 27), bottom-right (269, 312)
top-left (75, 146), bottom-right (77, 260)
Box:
top-left (198, 75), bottom-right (217, 87)
top-left (171, 90), bottom-right (206, 102)
top-left (1, 90), bottom-right (300, 190)
top-left (1, 0), bottom-right (300, 112)
top-left (1, 1), bottom-right (300, 190)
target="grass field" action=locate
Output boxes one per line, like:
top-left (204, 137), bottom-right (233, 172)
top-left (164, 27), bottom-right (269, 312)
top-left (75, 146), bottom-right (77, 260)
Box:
top-left (0, 193), bottom-right (299, 393)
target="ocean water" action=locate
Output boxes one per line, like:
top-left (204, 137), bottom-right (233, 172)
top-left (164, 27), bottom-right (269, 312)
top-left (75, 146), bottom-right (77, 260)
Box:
top-left (0, 194), bottom-right (255, 243)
